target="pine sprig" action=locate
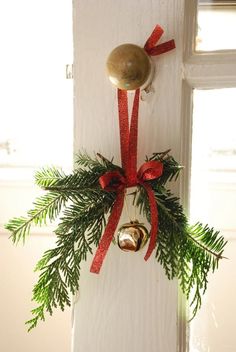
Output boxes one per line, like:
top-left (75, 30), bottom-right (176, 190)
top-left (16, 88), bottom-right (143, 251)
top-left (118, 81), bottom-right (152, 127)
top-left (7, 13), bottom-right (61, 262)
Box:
top-left (5, 192), bottom-right (68, 243)
top-left (35, 167), bottom-right (66, 188)
top-left (36, 154), bottom-right (121, 194)
top-left (11, 155), bottom-right (116, 330)
top-left (5, 152), bottom-right (227, 328)
top-left (136, 182), bottom-right (226, 319)
top-left (26, 187), bottom-right (115, 330)
top-left (76, 151), bottom-right (119, 170)
top-left (148, 149), bottom-right (183, 184)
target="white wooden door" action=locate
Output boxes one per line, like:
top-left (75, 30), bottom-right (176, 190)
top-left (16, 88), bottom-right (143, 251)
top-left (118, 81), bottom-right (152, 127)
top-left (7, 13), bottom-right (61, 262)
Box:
top-left (72, 1), bottom-right (185, 351)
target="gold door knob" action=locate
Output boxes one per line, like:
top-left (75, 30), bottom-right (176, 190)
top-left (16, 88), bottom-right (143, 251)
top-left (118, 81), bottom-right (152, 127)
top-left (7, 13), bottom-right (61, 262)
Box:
top-left (106, 44), bottom-right (152, 90)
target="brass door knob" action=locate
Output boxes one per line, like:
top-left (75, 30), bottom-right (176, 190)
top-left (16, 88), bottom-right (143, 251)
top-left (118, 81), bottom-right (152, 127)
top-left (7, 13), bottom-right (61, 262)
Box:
top-left (106, 44), bottom-right (152, 90)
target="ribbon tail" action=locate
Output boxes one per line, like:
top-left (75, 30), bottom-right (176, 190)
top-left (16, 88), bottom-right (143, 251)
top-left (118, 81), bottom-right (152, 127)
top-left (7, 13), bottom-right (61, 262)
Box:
top-left (128, 89), bottom-right (140, 183)
top-left (90, 192), bottom-right (125, 274)
top-left (140, 182), bottom-right (158, 261)
top-left (146, 40), bottom-right (176, 56)
top-left (118, 89), bottom-right (129, 172)
top-left (144, 25), bottom-right (164, 52)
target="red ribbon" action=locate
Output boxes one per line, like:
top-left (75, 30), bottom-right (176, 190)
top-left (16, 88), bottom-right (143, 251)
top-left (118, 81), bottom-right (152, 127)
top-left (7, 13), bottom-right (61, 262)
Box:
top-left (90, 25), bottom-right (175, 274)
top-left (144, 25), bottom-right (176, 56)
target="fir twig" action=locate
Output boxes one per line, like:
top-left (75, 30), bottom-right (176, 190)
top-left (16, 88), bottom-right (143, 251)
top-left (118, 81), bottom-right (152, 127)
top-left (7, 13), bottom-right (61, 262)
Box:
top-left (135, 180), bottom-right (226, 318)
top-left (5, 192), bottom-right (68, 243)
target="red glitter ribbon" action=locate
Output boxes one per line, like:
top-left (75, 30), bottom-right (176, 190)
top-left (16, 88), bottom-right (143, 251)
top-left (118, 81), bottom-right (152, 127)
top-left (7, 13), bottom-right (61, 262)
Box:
top-left (144, 25), bottom-right (175, 56)
top-left (90, 25), bottom-right (175, 274)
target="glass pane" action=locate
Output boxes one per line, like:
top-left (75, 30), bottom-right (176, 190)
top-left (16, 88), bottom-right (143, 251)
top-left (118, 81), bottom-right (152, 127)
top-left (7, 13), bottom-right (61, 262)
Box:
top-left (0, 1), bottom-right (73, 175)
top-left (197, 1), bottom-right (236, 51)
top-left (190, 88), bottom-right (236, 351)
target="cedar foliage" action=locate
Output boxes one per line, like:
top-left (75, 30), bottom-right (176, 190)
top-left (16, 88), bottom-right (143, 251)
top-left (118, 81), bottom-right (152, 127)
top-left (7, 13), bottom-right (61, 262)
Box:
top-left (5, 151), bottom-right (226, 330)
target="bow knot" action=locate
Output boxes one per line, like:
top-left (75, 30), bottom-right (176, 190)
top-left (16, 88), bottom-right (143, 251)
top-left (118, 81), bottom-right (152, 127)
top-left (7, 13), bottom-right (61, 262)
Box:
top-left (99, 160), bottom-right (163, 192)
top-left (91, 160), bottom-right (163, 274)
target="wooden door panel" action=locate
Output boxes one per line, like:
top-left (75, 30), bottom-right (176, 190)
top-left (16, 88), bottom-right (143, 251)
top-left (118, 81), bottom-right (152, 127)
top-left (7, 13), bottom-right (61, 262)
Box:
top-left (73, 1), bottom-right (185, 351)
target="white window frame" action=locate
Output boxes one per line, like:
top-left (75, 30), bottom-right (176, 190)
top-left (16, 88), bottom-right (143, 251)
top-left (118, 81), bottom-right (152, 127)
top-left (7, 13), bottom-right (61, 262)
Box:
top-left (179, 1), bottom-right (236, 351)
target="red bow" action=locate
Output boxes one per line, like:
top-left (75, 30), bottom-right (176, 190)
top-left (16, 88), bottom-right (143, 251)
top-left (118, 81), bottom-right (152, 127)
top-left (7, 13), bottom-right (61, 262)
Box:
top-left (90, 25), bottom-right (175, 274)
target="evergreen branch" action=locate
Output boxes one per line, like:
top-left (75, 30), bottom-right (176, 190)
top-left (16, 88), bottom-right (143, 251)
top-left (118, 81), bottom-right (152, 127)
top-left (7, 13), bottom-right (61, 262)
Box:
top-left (5, 192), bottom-right (68, 244)
top-left (43, 186), bottom-right (101, 192)
top-left (36, 169), bottom-right (100, 191)
top-left (75, 151), bottom-right (120, 170)
top-left (135, 184), bottom-right (227, 318)
top-left (5, 151), bottom-right (227, 329)
top-left (26, 244), bottom-right (75, 331)
top-left (35, 167), bottom-right (66, 188)
top-left (178, 223), bottom-right (227, 318)
top-left (148, 150), bottom-right (183, 184)
top-left (25, 184), bottom-right (114, 330)
top-left (187, 223), bottom-right (226, 261)
top-left (75, 151), bottom-right (100, 167)
top-left (36, 153), bottom-right (121, 193)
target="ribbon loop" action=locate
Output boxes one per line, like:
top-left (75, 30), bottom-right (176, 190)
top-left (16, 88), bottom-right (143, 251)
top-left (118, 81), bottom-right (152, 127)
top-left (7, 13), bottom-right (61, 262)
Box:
top-left (137, 161), bottom-right (163, 182)
top-left (99, 170), bottom-right (126, 192)
top-left (144, 25), bottom-right (164, 52)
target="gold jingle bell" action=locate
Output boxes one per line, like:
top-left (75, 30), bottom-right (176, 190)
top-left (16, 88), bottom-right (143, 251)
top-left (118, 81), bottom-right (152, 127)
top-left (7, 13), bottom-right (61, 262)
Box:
top-left (117, 221), bottom-right (148, 252)
top-left (106, 44), bottom-right (152, 90)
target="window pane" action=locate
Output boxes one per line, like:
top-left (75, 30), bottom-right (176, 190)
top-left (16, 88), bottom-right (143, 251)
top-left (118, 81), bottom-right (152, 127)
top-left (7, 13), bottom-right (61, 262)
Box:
top-left (189, 88), bottom-right (236, 351)
top-left (197, 1), bottom-right (236, 51)
top-left (0, 1), bottom-right (73, 175)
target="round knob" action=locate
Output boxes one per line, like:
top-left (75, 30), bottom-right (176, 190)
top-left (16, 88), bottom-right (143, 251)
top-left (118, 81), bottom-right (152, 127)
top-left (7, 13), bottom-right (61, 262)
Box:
top-left (106, 44), bottom-right (152, 90)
